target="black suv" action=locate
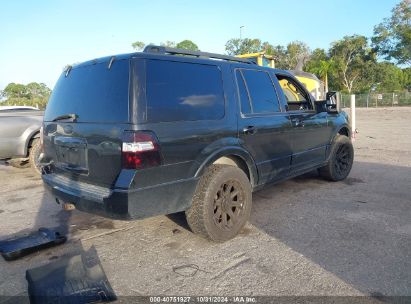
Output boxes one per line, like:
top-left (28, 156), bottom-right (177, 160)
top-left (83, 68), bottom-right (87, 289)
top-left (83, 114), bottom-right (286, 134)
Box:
top-left (42, 46), bottom-right (353, 241)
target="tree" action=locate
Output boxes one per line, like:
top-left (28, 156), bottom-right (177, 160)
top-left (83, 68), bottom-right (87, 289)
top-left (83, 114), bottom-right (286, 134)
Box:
top-left (131, 39), bottom-right (200, 51)
top-left (2, 83), bottom-right (29, 99)
top-left (160, 40), bottom-right (176, 48)
top-left (329, 35), bottom-right (373, 93)
top-left (372, 0), bottom-right (411, 65)
top-left (131, 41), bottom-right (145, 51)
top-left (26, 82), bottom-right (51, 99)
top-left (225, 38), bottom-right (263, 55)
top-left (263, 43), bottom-right (288, 69)
top-left (262, 41), bottom-right (311, 70)
top-left (285, 41), bottom-right (311, 70)
top-left (176, 40), bottom-right (199, 51)
top-left (374, 62), bottom-right (408, 91)
top-left (1, 82), bottom-right (51, 109)
top-left (402, 67), bottom-right (411, 90)
top-left (305, 48), bottom-right (335, 91)
top-left (224, 38), bottom-right (299, 70)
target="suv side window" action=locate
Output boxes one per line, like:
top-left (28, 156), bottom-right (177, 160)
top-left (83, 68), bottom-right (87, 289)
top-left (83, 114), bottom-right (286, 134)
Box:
top-left (276, 74), bottom-right (313, 111)
top-left (237, 69), bottom-right (281, 114)
top-left (146, 60), bottom-right (225, 123)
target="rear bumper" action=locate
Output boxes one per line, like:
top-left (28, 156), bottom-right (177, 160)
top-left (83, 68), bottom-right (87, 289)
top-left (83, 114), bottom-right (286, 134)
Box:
top-left (42, 173), bottom-right (199, 220)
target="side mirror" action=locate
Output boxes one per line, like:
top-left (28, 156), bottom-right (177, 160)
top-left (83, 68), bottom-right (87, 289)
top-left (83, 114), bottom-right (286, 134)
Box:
top-left (326, 91), bottom-right (337, 100)
top-left (325, 91), bottom-right (338, 113)
top-left (325, 103), bottom-right (338, 113)
top-left (315, 91), bottom-right (339, 113)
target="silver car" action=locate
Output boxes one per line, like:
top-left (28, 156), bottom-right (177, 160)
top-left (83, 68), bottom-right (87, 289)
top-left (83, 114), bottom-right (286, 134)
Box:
top-left (0, 106), bottom-right (43, 174)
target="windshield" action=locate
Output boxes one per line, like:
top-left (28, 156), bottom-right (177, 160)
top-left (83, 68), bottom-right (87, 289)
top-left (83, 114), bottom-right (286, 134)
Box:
top-left (44, 59), bottom-right (129, 123)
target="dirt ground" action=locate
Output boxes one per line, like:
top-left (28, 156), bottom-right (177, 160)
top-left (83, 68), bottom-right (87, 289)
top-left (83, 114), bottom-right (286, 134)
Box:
top-left (0, 107), bottom-right (410, 301)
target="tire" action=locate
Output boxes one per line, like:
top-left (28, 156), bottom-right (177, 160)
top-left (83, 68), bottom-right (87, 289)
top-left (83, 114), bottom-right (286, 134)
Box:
top-left (319, 134), bottom-right (354, 181)
top-left (28, 138), bottom-right (42, 175)
top-left (185, 164), bottom-right (252, 242)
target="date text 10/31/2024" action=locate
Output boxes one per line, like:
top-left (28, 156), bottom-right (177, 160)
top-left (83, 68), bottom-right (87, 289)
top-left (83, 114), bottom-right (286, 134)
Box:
top-left (149, 296), bottom-right (257, 303)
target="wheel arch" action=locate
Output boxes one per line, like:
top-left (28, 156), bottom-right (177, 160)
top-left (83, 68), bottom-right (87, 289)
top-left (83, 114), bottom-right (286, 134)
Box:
top-left (23, 129), bottom-right (41, 156)
top-left (337, 125), bottom-right (350, 138)
top-left (194, 147), bottom-right (258, 187)
top-left (330, 124), bottom-right (351, 144)
top-left (326, 124), bottom-right (352, 161)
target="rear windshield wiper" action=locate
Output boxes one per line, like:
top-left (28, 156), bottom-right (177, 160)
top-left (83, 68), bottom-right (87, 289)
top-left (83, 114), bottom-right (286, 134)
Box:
top-left (52, 113), bottom-right (78, 122)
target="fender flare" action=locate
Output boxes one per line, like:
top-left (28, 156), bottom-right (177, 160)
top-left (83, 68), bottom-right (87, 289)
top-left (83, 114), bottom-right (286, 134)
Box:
top-left (194, 146), bottom-right (258, 187)
top-left (22, 127), bottom-right (41, 157)
top-left (331, 124), bottom-right (351, 144)
top-left (325, 124), bottom-right (351, 161)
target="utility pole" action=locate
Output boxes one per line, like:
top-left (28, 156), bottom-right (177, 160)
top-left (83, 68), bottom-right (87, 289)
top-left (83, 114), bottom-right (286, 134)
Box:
top-left (351, 94), bottom-right (356, 140)
top-left (240, 26), bottom-right (244, 40)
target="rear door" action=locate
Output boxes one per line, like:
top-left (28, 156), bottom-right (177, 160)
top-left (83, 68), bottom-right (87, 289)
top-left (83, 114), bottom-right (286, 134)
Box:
top-left (235, 68), bottom-right (293, 185)
top-left (43, 58), bottom-right (131, 187)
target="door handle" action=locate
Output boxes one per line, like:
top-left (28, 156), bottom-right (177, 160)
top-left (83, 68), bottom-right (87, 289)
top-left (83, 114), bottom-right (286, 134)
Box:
top-left (243, 126), bottom-right (256, 135)
top-left (292, 119), bottom-right (304, 127)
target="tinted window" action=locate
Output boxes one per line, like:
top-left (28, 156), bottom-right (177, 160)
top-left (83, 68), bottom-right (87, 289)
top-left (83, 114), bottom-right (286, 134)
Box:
top-left (44, 60), bottom-right (129, 123)
top-left (236, 70), bottom-right (251, 114)
top-left (241, 69), bottom-right (280, 113)
top-left (146, 60), bottom-right (225, 122)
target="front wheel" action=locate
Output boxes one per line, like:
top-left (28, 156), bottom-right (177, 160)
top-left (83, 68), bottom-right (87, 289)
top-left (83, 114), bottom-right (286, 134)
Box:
top-left (319, 135), bottom-right (354, 181)
top-left (185, 165), bottom-right (252, 242)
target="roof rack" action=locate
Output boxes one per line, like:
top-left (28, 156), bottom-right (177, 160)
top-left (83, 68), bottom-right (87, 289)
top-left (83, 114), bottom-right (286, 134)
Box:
top-left (143, 45), bottom-right (254, 64)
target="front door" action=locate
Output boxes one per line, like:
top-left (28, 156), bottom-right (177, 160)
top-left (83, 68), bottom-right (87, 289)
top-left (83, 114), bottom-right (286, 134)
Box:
top-left (275, 73), bottom-right (330, 172)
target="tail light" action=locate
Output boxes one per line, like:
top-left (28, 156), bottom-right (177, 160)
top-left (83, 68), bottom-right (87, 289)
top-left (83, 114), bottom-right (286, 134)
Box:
top-left (121, 131), bottom-right (162, 169)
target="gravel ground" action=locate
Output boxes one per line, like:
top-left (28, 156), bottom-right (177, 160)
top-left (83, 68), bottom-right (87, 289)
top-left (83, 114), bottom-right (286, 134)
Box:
top-left (0, 107), bottom-right (410, 301)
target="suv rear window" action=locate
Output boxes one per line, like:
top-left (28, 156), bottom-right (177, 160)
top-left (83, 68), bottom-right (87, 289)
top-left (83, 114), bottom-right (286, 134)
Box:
top-left (146, 60), bottom-right (225, 122)
top-left (44, 59), bottom-right (129, 123)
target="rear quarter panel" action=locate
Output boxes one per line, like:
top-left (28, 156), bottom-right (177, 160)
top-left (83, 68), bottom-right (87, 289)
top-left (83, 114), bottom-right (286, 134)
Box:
top-left (0, 111), bottom-right (43, 158)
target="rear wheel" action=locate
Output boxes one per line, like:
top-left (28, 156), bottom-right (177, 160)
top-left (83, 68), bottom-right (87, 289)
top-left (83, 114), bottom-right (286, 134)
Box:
top-left (29, 138), bottom-right (42, 175)
top-left (185, 165), bottom-right (252, 242)
top-left (319, 135), bottom-right (354, 181)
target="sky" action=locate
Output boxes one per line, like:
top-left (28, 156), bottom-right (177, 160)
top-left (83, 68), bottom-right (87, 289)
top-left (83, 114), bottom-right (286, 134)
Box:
top-left (0, 0), bottom-right (399, 91)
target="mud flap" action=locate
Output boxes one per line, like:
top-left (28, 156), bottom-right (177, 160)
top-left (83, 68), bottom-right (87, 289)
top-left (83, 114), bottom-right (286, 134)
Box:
top-left (26, 248), bottom-right (117, 303)
top-left (0, 228), bottom-right (66, 261)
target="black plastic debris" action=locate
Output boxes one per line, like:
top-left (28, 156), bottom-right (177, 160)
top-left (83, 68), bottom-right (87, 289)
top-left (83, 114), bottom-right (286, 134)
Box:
top-left (26, 247), bottom-right (116, 304)
top-left (0, 228), bottom-right (66, 261)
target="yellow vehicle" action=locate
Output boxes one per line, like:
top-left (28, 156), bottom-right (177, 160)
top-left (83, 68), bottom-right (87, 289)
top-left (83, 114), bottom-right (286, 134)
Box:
top-left (289, 70), bottom-right (325, 100)
top-left (237, 53), bottom-right (325, 100)
top-left (236, 52), bottom-right (275, 68)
